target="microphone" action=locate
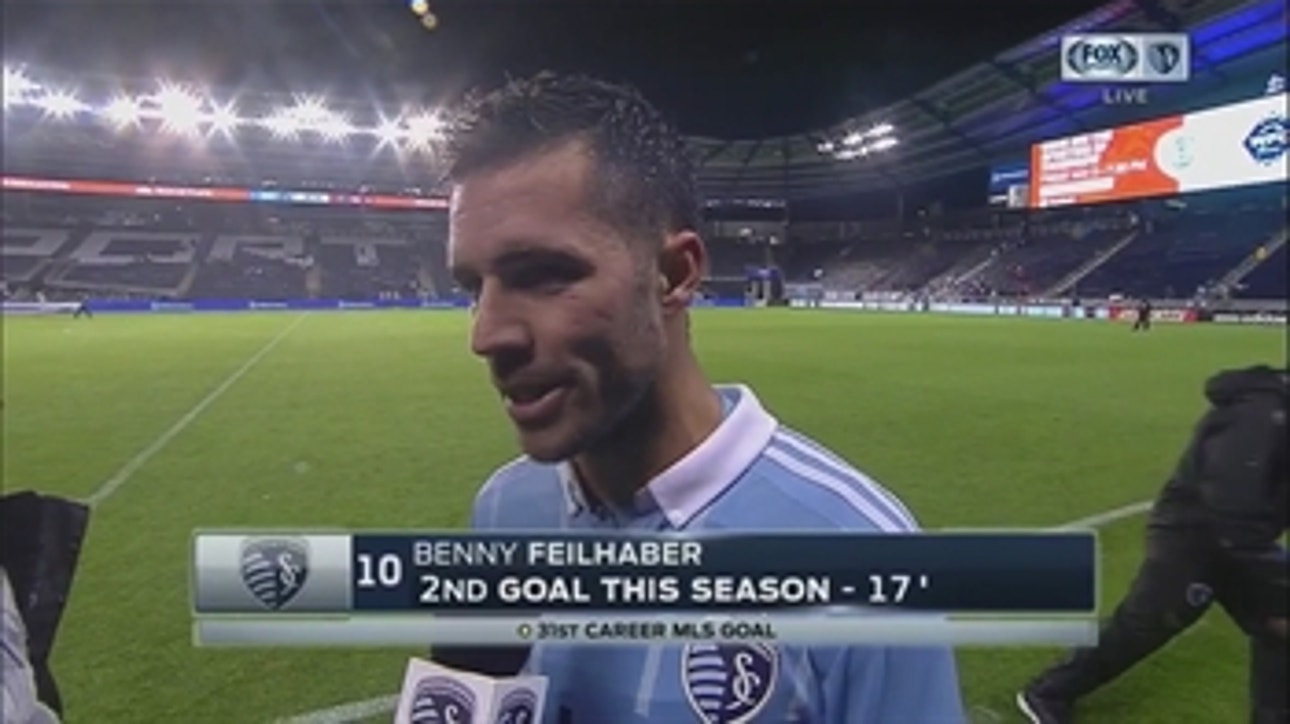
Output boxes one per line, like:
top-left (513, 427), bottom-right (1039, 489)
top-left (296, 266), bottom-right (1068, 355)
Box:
top-left (429, 644), bottom-right (531, 678)
top-left (394, 656), bottom-right (549, 724)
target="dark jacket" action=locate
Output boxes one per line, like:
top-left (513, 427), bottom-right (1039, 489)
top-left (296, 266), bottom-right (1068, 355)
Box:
top-left (0, 492), bottom-right (91, 716)
top-left (1149, 366), bottom-right (1288, 559)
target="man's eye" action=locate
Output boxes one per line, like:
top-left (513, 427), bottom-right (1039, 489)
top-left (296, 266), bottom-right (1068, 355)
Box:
top-left (512, 267), bottom-right (580, 292)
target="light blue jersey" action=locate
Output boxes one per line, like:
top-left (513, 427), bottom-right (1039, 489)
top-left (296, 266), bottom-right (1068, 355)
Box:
top-left (470, 385), bottom-right (965, 724)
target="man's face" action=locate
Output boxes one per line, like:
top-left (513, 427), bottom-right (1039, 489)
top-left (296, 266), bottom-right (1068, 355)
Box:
top-left (448, 144), bottom-right (667, 462)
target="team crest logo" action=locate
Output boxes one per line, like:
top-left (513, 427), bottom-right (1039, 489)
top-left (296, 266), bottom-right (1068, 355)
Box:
top-left (1146, 40), bottom-right (1182, 76)
top-left (682, 642), bottom-right (778, 724)
top-left (410, 676), bottom-right (477, 724)
top-left (1268, 74), bottom-right (1286, 96)
top-left (494, 687), bottom-right (539, 724)
top-left (239, 537), bottom-right (309, 611)
top-left (1243, 114), bottom-right (1287, 166)
top-left (1186, 582), bottom-right (1214, 607)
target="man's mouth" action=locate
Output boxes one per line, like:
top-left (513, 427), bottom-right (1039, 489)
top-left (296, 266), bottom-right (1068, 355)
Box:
top-left (500, 381), bottom-right (570, 425)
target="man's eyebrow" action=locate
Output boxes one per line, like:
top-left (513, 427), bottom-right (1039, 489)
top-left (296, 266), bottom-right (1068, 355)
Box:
top-left (450, 245), bottom-right (593, 285)
top-left (491, 246), bottom-right (589, 271)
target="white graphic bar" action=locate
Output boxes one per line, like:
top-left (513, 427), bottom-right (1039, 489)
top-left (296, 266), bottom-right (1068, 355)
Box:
top-left (194, 615), bottom-right (1098, 648)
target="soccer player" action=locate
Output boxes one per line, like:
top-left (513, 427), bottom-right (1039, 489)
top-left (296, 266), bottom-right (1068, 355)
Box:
top-left (1018, 366), bottom-right (1288, 724)
top-left (1131, 297), bottom-right (1152, 332)
top-left (71, 295), bottom-right (92, 320)
top-left (434, 72), bottom-right (965, 723)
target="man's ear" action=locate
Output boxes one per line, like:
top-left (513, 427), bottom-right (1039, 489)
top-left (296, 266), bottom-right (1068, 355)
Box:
top-left (657, 230), bottom-right (706, 312)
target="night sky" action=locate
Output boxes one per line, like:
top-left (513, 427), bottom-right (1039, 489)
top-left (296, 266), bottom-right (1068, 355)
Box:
top-left (4, 0), bottom-right (1110, 139)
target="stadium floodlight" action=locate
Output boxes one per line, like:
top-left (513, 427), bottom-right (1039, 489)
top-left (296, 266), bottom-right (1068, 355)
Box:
top-left (154, 84), bottom-right (206, 136)
top-left (868, 122), bottom-right (895, 137)
top-left (35, 90), bottom-right (88, 119)
top-left (314, 113), bottom-right (354, 142)
top-left (373, 116), bottom-right (406, 148)
top-left (869, 136), bottom-right (898, 152)
top-left (405, 112), bottom-right (443, 148)
top-left (4, 67), bottom-right (40, 109)
top-left (273, 96), bottom-right (353, 140)
top-left (260, 110), bottom-right (301, 138)
top-left (841, 132), bottom-right (864, 147)
top-left (102, 95), bottom-right (143, 128)
top-left (207, 101), bottom-right (241, 135)
top-left (290, 95), bottom-right (329, 120)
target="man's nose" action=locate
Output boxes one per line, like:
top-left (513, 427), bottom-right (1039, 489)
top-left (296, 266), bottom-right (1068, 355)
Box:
top-left (469, 284), bottom-right (532, 358)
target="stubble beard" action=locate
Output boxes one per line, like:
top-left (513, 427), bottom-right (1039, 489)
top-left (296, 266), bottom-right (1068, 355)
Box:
top-left (568, 279), bottom-right (668, 461)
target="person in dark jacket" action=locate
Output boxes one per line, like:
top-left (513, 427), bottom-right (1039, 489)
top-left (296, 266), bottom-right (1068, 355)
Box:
top-left (71, 295), bottom-right (92, 319)
top-left (0, 492), bottom-right (90, 719)
top-left (1018, 365), bottom-right (1288, 724)
top-left (1132, 298), bottom-right (1153, 331)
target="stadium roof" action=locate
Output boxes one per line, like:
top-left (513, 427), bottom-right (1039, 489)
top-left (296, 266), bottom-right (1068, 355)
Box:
top-left (1, 1), bottom-right (1105, 138)
top-left (2, 0), bottom-right (1285, 202)
top-left (702, 0), bottom-right (1288, 199)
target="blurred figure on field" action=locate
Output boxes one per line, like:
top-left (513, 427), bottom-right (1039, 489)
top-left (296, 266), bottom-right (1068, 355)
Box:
top-left (1132, 297), bottom-right (1152, 331)
top-left (72, 294), bottom-right (92, 319)
top-left (1019, 366), bottom-right (1289, 724)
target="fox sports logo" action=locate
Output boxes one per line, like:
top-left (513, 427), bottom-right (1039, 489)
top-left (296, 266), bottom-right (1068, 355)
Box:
top-left (1065, 36), bottom-right (1139, 80)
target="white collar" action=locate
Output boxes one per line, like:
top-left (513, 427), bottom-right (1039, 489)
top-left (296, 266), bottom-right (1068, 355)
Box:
top-left (559, 384), bottom-right (778, 527)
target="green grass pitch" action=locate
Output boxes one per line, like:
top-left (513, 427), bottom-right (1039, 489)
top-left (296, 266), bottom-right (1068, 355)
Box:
top-left (1, 309), bottom-right (1284, 723)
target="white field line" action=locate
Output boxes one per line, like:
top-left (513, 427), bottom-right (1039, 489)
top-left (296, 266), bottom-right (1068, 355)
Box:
top-left (277, 499), bottom-right (1154, 724)
top-left (84, 313), bottom-right (307, 508)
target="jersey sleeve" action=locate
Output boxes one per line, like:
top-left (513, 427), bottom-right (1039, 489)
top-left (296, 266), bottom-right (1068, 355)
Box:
top-left (820, 644), bottom-right (966, 724)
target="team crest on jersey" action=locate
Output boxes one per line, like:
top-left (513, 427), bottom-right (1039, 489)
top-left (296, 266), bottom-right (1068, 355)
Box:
top-left (681, 642), bottom-right (778, 724)
top-left (239, 537), bottom-right (309, 610)
top-left (1186, 582), bottom-right (1214, 607)
top-left (494, 687), bottom-right (539, 724)
top-left (410, 676), bottom-right (477, 724)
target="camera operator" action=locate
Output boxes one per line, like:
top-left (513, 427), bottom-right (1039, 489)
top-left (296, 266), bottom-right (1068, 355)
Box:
top-left (1019, 365), bottom-right (1288, 724)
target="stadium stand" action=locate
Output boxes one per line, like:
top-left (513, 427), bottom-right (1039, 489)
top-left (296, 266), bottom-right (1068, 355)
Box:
top-left (3, 192), bottom-right (1285, 305)
top-left (1236, 243), bottom-right (1288, 299)
top-left (1075, 205), bottom-right (1286, 299)
top-left (958, 219), bottom-right (1135, 298)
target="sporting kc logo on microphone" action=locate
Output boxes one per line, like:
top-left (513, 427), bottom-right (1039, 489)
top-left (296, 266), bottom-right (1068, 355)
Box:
top-left (495, 687), bottom-right (539, 724)
top-left (411, 676), bottom-right (478, 724)
top-left (1061, 34), bottom-right (1190, 83)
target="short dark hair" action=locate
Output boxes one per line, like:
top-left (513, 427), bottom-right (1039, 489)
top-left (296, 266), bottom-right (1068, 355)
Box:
top-left (441, 72), bottom-right (701, 245)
